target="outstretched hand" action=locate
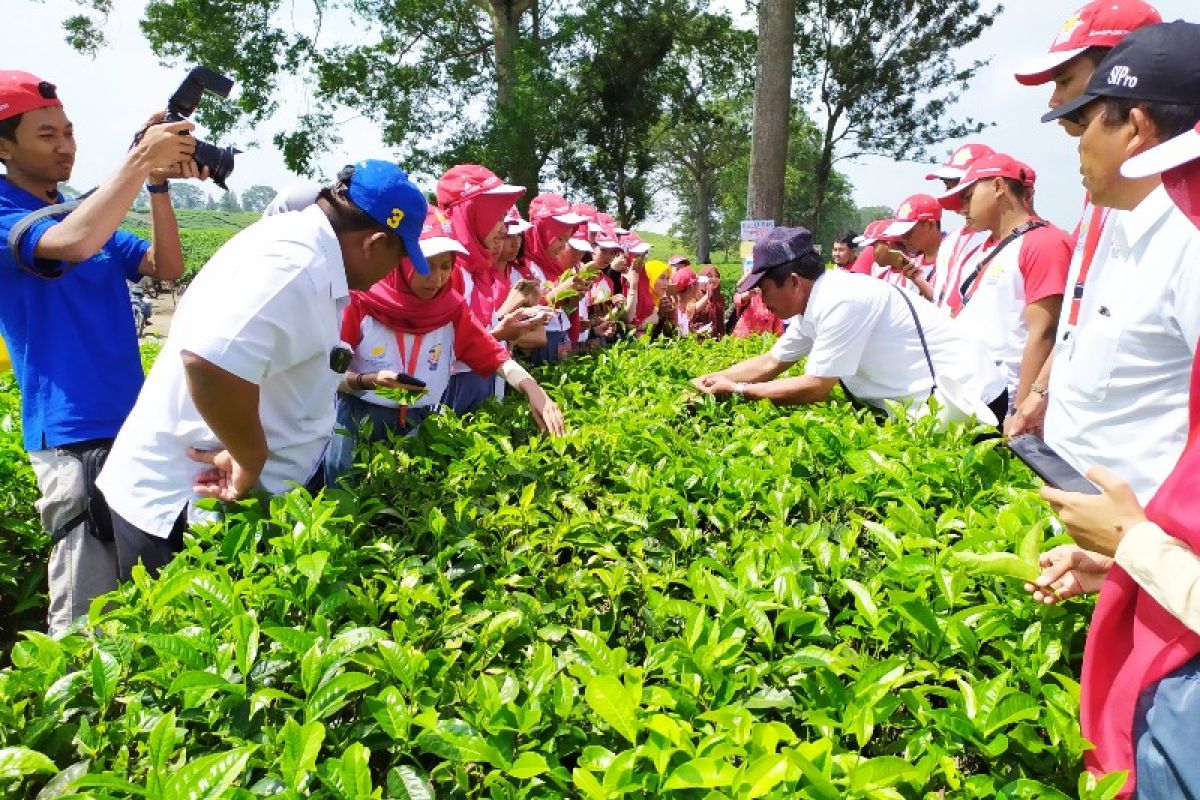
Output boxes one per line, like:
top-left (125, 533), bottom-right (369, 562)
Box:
top-left (189, 446), bottom-right (260, 502)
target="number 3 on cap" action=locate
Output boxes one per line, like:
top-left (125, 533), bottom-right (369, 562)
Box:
top-left (386, 208), bottom-right (405, 229)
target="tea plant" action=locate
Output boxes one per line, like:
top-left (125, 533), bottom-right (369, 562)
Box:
top-left (0, 336), bottom-right (1114, 799)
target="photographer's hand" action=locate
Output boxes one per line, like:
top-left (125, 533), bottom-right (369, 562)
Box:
top-left (133, 119), bottom-right (198, 175)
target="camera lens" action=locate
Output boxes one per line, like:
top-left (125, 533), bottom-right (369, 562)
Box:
top-left (192, 139), bottom-right (239, 189)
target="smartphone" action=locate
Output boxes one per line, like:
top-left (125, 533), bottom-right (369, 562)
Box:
top-left (1006, 434), bottom-right (1100, 495)
top-left (884, 249), bottom-right (910, 269)
top-left (391, 371), bottom-right (427, 390)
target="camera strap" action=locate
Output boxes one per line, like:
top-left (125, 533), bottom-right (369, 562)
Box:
top-left (5, 190), bottom-right (93, 278)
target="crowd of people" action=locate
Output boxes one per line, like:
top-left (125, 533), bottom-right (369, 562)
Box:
top-left (2, 2), bottom-right (1200, 796)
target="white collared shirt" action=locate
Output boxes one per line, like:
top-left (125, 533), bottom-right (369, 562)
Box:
top-left (1045, 186), bottom-right (1200, 503)
top-left (770, 270), bottom-right (1005, 408)
top-left (98, 206), bottom-right (350, 537)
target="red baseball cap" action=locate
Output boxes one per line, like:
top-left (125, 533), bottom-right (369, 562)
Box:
top-left (620, 232), bottom-right (652, 255)
top-left (419, 207), bottom-right (470, 259)
top-left (1014, 0), bottom-right (1162, 86)
top-left (854, 219), bottom-right (903, 247)
top-left (937, 153), bottom-right (1037, 212)
top-left (529, 193), bottom-right (588, 226)
top-left (0, 71), bottom-right (61, 121)
top-left (672, 266), bottom-right (698, 291)
top-left (925, 143), bottom-right (996, 181)
top-left (883, 194), bottom-right (942, 237)
top-left (436, 164), bottom-right (524, 209)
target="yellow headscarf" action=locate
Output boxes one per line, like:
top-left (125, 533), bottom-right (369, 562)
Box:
top-left (643, 259), bottom-right (671, 304)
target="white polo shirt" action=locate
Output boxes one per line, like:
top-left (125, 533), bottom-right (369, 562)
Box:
top-left (98, 206), bottom-right (350, 537)
top-left (1045, 186), bottom-right (1200, 504)
top-left (770, 270), bottom-right (1004, 408)
top-left (931, 226), bottom-right (990, 312)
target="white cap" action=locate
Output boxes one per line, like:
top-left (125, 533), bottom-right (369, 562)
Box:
top-left (614, 226), bottom-right (631, 236)
top-left (587, 222), bottom-right (605, 233)
top-left (595, 238), bottom-right (623, 250)
top-left (1122, 123), bottom-right (1200, 179)
top-left (506, 218), bottom-right (533, 235)
top-left (419, 236), bottom-right (470, 259)
top-left (551, 212), bottom-right (589, 226)
top-left (567, 237), bottom-right (593, 253)
top-left (628, 242), bottom-right (652, 255)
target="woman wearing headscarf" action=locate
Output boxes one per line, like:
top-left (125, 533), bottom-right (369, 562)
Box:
top-left (326, 208), bottom-right (564, 484)
top-left (640, 259), bottom-right (679, 338)
top-left (436, 165), bottom-right (540, 413)
top-left (523, 194), bottom-right (589, 364)
top-left (688, 264), bottom-right (727, 338)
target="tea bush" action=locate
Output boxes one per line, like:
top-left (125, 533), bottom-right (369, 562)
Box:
top-left (0, 336), bottom-right (1116, 799)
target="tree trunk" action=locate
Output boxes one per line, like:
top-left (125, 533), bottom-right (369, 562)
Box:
top-left (745, 0), bottom-right (795, 224)
top-left (810, 110), bottom-right (839, 233)
top-left (490, 0), bottom-right (539, 204)
top-left (696, 176), bottom-right (712, 263)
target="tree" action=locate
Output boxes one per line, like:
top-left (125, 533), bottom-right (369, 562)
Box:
top-left (205, 193), bottom-right (219, 211)
top-left (653, 13), bottom-right (755, 261)
top-left (168, 183), bottom-right (206, 210)
top-left (745, 0), bottom-right (796, 224)
top-left (795, 0), bottom-right (1000, 228)
top-left (240, 185), bottom-right (277, 213)
top-left (220, 190), bottom-right (242, 213)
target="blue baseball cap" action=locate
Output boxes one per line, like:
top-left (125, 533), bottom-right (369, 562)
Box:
top-left (343, 160), bottom-right (431, 274)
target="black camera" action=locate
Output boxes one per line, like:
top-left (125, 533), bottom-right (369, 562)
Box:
top-left (162, 67), bottom-right (240, 188)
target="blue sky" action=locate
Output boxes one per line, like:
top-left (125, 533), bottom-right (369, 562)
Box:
top-left (3, 0), bottom-right (1197, 234)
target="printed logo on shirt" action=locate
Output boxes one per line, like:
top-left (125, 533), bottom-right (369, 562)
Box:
top-left (370, 344), bottom-right (386, 358)
top-left (1107, 65), bottom-right (1138, 89)
top-left (427, 343), bottom-right (443, 371)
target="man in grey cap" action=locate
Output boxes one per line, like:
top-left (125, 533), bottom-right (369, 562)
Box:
top-left (691, 227), bottom-right (1006, 420)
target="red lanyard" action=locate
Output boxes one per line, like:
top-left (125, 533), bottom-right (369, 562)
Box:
top-left (1067, 205), bottom-right (1111, 327)
top-left (389, 331), bottom-right (425, 424)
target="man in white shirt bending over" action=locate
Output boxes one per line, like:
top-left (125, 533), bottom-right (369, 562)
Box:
top-left (690, 227), bottom-right (1006, 422)
top-left (97, 160), bottom-right (430, 579)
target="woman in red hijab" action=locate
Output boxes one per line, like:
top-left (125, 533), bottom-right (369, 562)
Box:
top-left (523, 193), bottom-right (588, 364)
top-left (436, 165), bottom-right (541, 413)
top-left (326, 208), bottom-right (564, 484)
top-left (688, 264), bottom-right (727, 338)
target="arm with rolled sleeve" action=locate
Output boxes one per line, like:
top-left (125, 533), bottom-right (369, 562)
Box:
top-left (1115, 522), bottom-right (1200, 635)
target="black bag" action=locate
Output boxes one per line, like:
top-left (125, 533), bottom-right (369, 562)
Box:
top-left (52, 440), bottom-right (116, 544)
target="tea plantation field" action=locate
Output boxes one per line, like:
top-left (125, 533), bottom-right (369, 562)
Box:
top-left (0, 336), bottom-right (1117, 799)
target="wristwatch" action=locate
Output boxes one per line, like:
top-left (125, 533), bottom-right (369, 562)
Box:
top-left (1030, 383), bottom-right (1049, 397)
top-left (146, 180), bottom-right (170, 194)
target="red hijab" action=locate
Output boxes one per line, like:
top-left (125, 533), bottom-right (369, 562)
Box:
top-left (1079, 328), bottom-right (1200, 799)
top-left (437, 165), bottom-right (524, 324)
top-left (351, 257), bottom-right (465, 336)
top-left (525, 194), bottom-right (583, 282)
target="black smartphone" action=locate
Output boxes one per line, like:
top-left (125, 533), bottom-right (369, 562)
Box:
top-left (1006, 434), bottom-right (1100, 495)
top-left (393, 372), bottom-right (427, 390)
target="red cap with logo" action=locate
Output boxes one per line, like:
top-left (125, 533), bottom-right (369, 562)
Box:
top-left (1014, 0), bottom-right (1162, 87)
top-left (855, 219), bottom-right (903, 247)
top-left (925, 143), bottom-right (996, 181)
top-left (436, 164), bottom-right (525, 208)
top-left (529, 193), bottom-right (588, 226)
top-left (937, 153), bottom-right (1037, 212)
top-left (883, 194), bottom-right (942, 237)
top-left (0, 71), bottom-right (62, 122)
top-left (672, 266), bottom-right (698, 292)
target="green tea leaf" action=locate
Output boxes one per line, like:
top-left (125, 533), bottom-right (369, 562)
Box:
top-left (280, 718), bottom-right (325, 791)
top-left (951, 551), bottom-right (1040, 582)
top-left (162, 746), bottom-right (255, 800)
top-left (0, 747), bottom-right (58, 780)
top-left (584, 675), bottom-right (640, 745)
top-left (663, 758), bottom-right (737, 790)
top-left (508, 751), bottom-right (550, 779)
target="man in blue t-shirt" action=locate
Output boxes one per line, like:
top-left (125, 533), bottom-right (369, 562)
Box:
top-left (0, 70), bottom-right (201, 634)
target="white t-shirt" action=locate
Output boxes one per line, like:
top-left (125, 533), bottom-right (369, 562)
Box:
top-left (263, 181), bottom-right (322, 217)
top-left (343, 316), bottom-right (457, 409)
top-left (931, 226), bottom-right (990, 312)
top-left (954, 224), bottom-right (1071, 397)
top-left (97, 206), bottom-right (349, 537)
top-left (770, 270), bottom-right (1004, 408)
top-left (1045, 187), bottom-right (1200, 503)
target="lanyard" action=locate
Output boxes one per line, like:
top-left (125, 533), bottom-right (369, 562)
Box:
top-left (935, 231), bottom-right (986, 308)
top-left (388, 331), bottom-right (425, 424)
top-left (1067, 205), bottom-right (1111, 327)
top-left (955, 220), bottom-right (1048, 315)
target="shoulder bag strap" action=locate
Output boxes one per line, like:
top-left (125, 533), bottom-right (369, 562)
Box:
top-left (891, 285), bottom-right (937, 398)
top-left (957, 219), bottom-right (1048, 309)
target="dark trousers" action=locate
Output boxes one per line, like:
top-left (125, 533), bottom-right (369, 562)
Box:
top-left (111, 505), bottom-right (188, 581)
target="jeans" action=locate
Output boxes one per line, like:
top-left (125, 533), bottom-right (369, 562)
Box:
top-left (1133, 653), bottom-right (1200, 799)
top-left (324, 393), bottom-right (431, 486)
top-left (442, 371), bottom-right (496, 416)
